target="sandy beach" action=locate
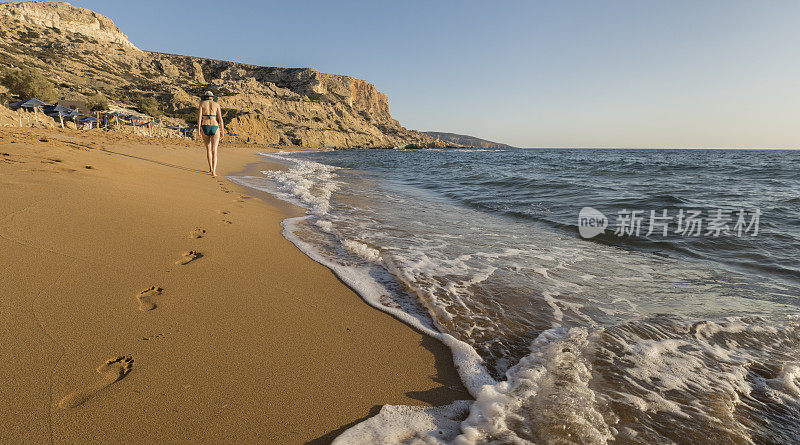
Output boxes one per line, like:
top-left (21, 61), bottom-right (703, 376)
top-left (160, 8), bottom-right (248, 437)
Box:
top-left (0, 127), bottom-right (468, 444)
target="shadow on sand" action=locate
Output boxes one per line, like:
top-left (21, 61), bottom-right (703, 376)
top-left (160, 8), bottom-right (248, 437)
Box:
top-left (100, 147), bottom-right (209, 175)
top-left (306, 335), bottom-right (471, 444)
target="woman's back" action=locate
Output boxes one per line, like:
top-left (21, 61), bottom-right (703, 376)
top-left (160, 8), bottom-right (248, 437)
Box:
top-left (198, 91), bottom-right (223, 177)
top-left (200, 99), bottom-right (217, 124)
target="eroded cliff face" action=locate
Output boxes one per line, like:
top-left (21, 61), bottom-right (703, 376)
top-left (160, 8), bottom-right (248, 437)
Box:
top-left (0, 1), bottom-right (447, 148)
top-left (150, 54), bottom-right (439, 147)
top-left (0, 1), bottom-right (137, 49)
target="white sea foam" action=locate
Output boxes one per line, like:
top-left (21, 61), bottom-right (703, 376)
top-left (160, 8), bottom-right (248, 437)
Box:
top-left (779, 365), bottom-right (800, 397)
top-left (314, 219), bottom-right (334, 232)
top-left (239, 161), bottom-right (503, 392)
top-left (456, 328), bottom-right (613, 445)
top-left (342, 239), bottom-right (382, 263)
top-left (230, 153), bottom-right (339, 215)
top-left (451, 316), bottom-right (800, 444)
top-left (332, 401), bottom-right (472, 445)
top-left (230, 151), bottom-right (800, 444)
top-left (281, 216), bottom-right (496, 395)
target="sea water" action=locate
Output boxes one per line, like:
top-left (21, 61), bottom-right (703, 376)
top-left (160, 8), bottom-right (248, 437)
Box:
top-left (230, 148), bottom-right (800, 444)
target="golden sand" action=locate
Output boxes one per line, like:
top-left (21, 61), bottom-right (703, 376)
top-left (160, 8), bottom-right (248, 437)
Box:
top-left (0, 127), bottom-right (468, 443)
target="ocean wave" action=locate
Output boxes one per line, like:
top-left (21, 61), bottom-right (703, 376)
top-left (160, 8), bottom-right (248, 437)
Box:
top-left (231, 149), bottom-right (800, 444)
top-left (338, 316), bottom-right (800, 444)
top-left (280, 216), bottom-right (496, 395)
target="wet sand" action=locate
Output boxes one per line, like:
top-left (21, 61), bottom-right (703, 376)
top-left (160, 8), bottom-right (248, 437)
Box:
top-left (0, 127), bottom-right (468, 443)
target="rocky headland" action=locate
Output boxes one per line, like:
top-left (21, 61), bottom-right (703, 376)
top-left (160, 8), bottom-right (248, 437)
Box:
top-left (423, 132), bottom-right (515, 149)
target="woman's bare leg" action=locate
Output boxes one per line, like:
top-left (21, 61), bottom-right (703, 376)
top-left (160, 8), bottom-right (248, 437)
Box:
top-left (210, 132), bottom-right (220, 177)
top-left (203, 134), bottom-right (214, 175)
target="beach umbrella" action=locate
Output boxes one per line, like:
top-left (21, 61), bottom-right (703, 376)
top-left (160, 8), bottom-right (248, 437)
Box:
top-left (15, 98), bottom-right (52, 119)
top-left (47, 109), bottom-right (71, 128)
top-left (66, 111), bottom-right (84, 125)
top-left (130, 119), bottom-right (149, 134)
top-left (46, 106), bottom-right (81, 127)
top-left (104, 111), bottom-right (120, 129)
top-left (142, 121), bottom-right (155, 137)
top-left (125, 119), bottom-right (139, 134)
top-left (16, 98), bottom-right (52, 108)
top-left (138, 121), bottom-right (154, 138)
top-left (80, 116), bottom-right (99, 129)
top-left (166, 125), bottom-right (182, 138)
top-left (43, 105), bottom-right (73, 114)
top-left (105, 115), bottom-right (120, 129)
top-left (125, 116), bottom-right (141, 134)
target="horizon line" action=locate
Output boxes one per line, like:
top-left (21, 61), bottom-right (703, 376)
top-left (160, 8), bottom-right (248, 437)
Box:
top-left (470, 146), bottom-right (800, 150)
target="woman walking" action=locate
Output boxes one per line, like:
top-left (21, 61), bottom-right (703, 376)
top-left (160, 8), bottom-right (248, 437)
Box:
top-left (197, 91), bottom-right (224, 177)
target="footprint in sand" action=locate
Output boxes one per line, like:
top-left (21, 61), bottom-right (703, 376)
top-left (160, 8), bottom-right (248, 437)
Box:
top-left (189, 227), bottom-right (206, 239)
top-left (175, 250), bottom-right (202, 265)
top-left (58, 356), bottom-right (134, 409)
top-left (141, 327), bottom-right (175, 342)
top-left (136, 286), bottom-right (162, 311)
top-left (220, 220), bottom-right (232, 225)
top-left (218, 210), bottom-right (229, 215)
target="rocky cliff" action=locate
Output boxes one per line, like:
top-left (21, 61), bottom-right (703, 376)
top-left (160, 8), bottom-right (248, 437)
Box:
top-left (0, 1), bottom-right (449, 148)
top-left (0, 1), bottom-right (137, 49)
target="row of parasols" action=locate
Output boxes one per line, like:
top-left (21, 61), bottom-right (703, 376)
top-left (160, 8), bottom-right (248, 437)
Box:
top-left (8, 98), bottom-right (225, 136)
top-left (10, 98), bottom-right (100, 127)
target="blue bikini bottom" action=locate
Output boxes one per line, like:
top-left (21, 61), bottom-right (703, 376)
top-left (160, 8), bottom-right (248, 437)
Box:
top-left (201, 125), bottom-right (219, 136)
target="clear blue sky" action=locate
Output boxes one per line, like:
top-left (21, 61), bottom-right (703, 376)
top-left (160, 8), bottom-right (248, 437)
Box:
top-left (53, 1), bottom-right (800, 147)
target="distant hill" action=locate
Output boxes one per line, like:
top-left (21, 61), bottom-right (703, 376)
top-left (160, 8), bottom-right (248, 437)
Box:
top-left (424, 132), bottom-right (514, 149)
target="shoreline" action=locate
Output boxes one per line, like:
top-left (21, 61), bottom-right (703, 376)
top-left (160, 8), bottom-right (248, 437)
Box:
top-left (0, 127), bottom-right (469, 443)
